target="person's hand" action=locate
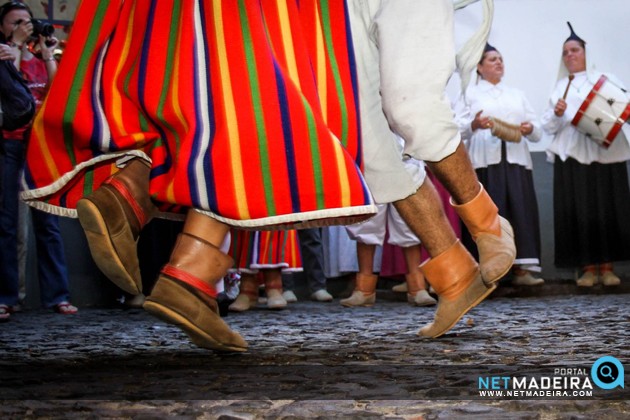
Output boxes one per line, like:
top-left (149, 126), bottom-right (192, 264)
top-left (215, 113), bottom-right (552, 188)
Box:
top-left (0, 43), bottom-right (18, 61)
top-left (554, 99), bottom-right (567, 117)
top-left (10, 18), bottom-right (33, 47)
top-left (520, 122), bottom-right (534, 136)
top-left (38, 35), bottom-right (58, 61)
top-left (471, 110), bottom-right (493, 131)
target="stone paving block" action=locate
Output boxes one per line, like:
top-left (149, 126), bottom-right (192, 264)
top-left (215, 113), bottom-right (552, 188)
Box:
top-left (0, 294), bottom-right (629, 418)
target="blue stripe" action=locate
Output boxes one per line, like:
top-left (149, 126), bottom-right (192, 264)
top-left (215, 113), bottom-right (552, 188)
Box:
top-left (342, 0), bottom-right (362, 169)
top-left (137, 1), bottom-right (172, 182)
top-left (195, 2), bottom-right (219, 212)
top-left (274, 62), bottom-right (301, 214)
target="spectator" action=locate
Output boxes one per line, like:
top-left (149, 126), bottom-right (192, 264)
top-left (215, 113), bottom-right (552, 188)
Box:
top-left (282, 228), bottom-right (333, 303)
top-left (455, 43), bottom-right (544, 286)
top-left (341, 140), bottom-right (436, 308)
top-left (228, 229), bottom-right (302, 312)
top-left (541, 23), bottom-right (630, 287)
top-left (0, 1), bottom-right (77, 321)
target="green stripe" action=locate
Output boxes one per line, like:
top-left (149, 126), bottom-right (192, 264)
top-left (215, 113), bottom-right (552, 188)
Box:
top-left (124, 55), bottom-right (150, 135)
top-left (154, 1), bottom-right (182, 149)
top-left (239, 0), bottom-right (276, 215)
top-left (320, 0), bottom-right (349, 146)
top-left (82, 167), bottom-right (94, 196)
top-left (62, 1), bottom-right (113, 167)
top-left (302, 97), bottom-right (325, 209)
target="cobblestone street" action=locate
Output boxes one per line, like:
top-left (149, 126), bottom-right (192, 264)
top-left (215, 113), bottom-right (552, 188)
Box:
top-left (1, 293), bottom-right (629, 418)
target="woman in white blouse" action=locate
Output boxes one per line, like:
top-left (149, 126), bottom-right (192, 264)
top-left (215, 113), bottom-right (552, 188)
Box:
top-left (541, 23), bottom-right (630, 287)
top-left (456, 43), bottom-right (544, 286)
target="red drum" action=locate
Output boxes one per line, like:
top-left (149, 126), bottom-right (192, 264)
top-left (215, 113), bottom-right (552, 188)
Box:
top-left (571, 75), bottom-right (630, 148)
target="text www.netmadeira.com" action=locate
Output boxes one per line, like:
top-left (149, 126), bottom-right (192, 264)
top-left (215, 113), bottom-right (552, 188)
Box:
top-left (479, 390), bottom-right (593, 397)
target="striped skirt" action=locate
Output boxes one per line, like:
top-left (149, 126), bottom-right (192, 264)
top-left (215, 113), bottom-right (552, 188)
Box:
top-left (229, 229), bottom-right (302, 273)
top-left (22, 0), bottom-right (376, 229)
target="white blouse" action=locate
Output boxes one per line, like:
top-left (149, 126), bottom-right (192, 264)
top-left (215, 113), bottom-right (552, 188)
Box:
top-left (455, 79), bottom-right (541, 170)
top-left (542, 71), bottom-right (630, 164)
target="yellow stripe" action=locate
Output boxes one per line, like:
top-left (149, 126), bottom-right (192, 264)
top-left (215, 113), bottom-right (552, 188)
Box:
top-left (332, 140), bottom-right (350, 206)
top-left (109, 3), bottom-right (135, 133)
top-left (166, 12), bottom-right (188, 203)
top-left (277, 0), bottom-right (300, 89)
top-left (214, 0), bottom-right (249, 218)
top-left (33, 100), bottom-right (59, 180)
top-left (314, 2), bottom-right (327, 123)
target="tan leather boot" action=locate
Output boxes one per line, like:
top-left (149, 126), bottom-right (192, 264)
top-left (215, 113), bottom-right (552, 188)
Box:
top-left (340, 273), bottom-right (378, 307)
top-left (76, 159), bottom-right (157, 295)
top-left (228, 275), bottom-right (258, 312)
top-left (264, 275), bottom-right (287, 310)
top-left (418, 240), bottom-right (496, 338)
top-left (452, 185), bottom-right (516, 285)
top-left (143, 233), bottom-right (248, 352)
top-left (405, 272), bottom-right (436, 307)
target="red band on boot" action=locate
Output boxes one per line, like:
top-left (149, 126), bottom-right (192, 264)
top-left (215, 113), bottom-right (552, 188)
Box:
top-left (162, 265), bottom-right (218, 298)
top-left (106, 177), bottom-right (148, 227)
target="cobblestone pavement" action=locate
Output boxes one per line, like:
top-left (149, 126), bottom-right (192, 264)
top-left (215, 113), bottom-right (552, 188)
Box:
top-left (1, 293), bottom-right (629, 419)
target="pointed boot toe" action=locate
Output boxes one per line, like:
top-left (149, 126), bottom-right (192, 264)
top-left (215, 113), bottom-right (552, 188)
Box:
top-left (145, 274), bottom-right (248, 352)
top-left (418, 274), bottom-right (495, 338)
top-left (76, 161), bottom-right (156, 295)
top-left (340, 290), bottom-right (375, 307)
top-left (77, 191), bottom-right (142, 295)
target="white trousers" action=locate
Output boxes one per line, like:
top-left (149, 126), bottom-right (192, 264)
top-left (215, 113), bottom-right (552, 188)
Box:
top-left (346, 203), bottom-right (420, 247)
top-left (348, 0), bottom-right (462, 203)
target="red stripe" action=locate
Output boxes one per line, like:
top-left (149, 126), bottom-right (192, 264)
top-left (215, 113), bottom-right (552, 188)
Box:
top-left (603, 102), bottom-right (630, 148)
top-left (572, 75), bottom-right (607, 126)
top-left (162, 265), bottom-right (217, 298)
top-left (106, 177), bottom-right (147, 226)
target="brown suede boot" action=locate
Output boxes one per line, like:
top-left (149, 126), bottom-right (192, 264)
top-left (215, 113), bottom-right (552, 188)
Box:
top-left (76, 159), bottom-right (157, 295)
top-left (143, 233), bottom-right (248, 352)
top-left (418, 240), bottom-right (495, 338)
top-left (340, 273), bottom-right (378, 307)
top-left (452, 185), bottom-right (516, 285)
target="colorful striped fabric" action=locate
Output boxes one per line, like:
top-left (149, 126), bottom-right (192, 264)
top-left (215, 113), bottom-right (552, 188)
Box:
top-left (229, 229), bottom-right (302, 273)
top-left (22, 0), bottom-right (375, 229)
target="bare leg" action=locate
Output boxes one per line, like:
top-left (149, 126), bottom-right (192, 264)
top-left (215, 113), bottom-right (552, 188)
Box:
top-left (402, 245), bottom-right (425, 288)
top-left (340, 242), bottom-right (378, 307)
top-left (425, 142), bottom-right (480, 205)
top-left (402, 244), bottom-right (436, 307)
top-left (393, 176), bottom-right (456, 258)
top-left (357, 242), bottom-right (377, 275)
top-left (427, 142), bottom-right (516, 284)
top-left (393, 176), bottom-right (491, 337)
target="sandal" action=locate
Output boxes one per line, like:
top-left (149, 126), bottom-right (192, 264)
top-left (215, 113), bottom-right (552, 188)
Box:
top-left (54, 301), bottom-right (78, 315)
top-left (0, 304), bottom-right (11, 322)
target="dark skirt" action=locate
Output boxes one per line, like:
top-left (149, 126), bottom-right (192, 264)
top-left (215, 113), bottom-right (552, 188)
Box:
top-left (475, 159), bottom-right (542, 266)
top-left (553, 156), bottom-right (630, 267)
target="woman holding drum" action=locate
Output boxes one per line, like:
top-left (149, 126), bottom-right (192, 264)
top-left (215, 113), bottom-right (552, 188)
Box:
top-left (542, 23), bottom-right (630, 287)
top-left (456, 43), bottom-right (544, 287)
